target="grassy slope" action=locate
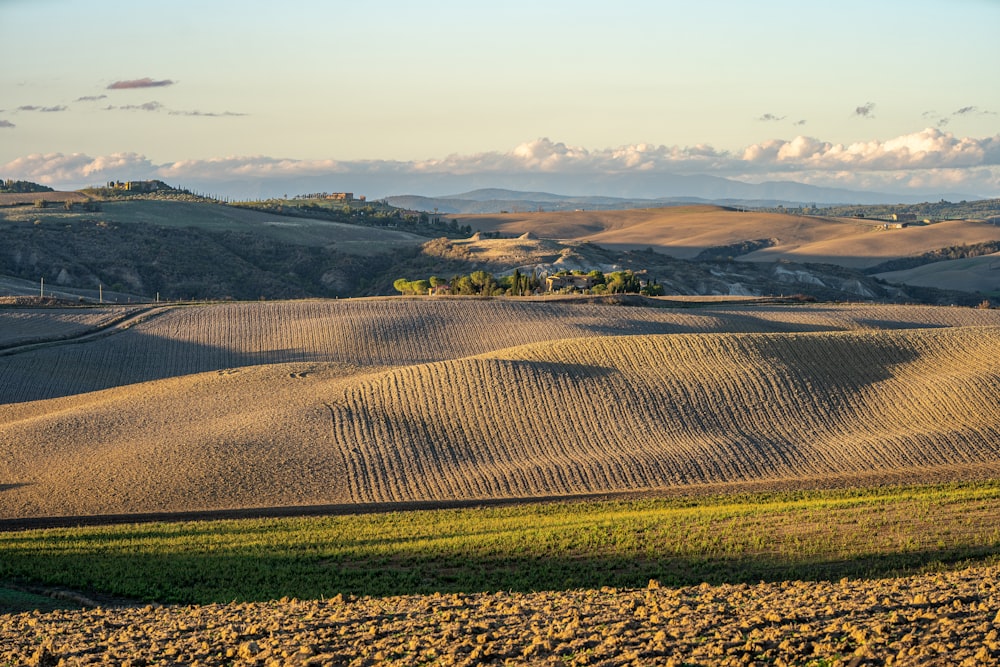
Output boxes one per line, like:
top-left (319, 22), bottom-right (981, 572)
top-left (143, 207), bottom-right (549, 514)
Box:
top-left (457, 206), bottom-right (1000, 268)
top-left (2, 483), bottom-right (999, 603)
top-left (2, 300), bottom-right (999, 518)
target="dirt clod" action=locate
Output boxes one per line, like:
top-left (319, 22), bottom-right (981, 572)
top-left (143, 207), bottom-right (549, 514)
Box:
top-left (2, 563), bottom-right (999, 666)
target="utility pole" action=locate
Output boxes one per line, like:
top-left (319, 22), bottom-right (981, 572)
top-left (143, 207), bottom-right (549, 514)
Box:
top-left (40, 277), bottom-right (44, 298)
top-left (99, 283), bottom-right (103, 304)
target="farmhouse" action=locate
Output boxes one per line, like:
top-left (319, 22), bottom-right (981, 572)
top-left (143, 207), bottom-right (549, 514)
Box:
top-left (107, 180), bottom-right (164, 192)
top-left (546, 274), bottom-right (595, 292)
top-left (325, 192), bottom-right (354, 202)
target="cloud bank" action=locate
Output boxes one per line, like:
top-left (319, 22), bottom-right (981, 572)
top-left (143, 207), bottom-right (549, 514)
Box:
top-left (4, 129), bottom-right (999, 199)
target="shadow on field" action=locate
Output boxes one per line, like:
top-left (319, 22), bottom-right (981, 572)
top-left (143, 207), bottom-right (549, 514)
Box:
top-left (754, 329), bottom-right (920, 389)
top-left (0, 327), bottom-right (313, 404)
top-left (3, 544), bottom-right (998, 606)
top-left (0, 483), bottom-right (30, 494)
top-left (854, 318), bottom-right (950, 330)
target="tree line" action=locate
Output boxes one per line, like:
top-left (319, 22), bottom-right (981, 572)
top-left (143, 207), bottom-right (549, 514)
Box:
top-left (393, 269), bottom-right (663, 296)
top-left (394, 270), bottom-right (538, 296)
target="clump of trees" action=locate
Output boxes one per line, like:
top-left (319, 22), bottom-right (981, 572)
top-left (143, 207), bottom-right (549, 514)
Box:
top-left (394, 268), bottom-right (663, 296)
top-left (395, 270), bottom-right (542, 296)
top-left (549, 270), bottom-right (664, 296)
top-left (1, 179), bottom-right (54, 194)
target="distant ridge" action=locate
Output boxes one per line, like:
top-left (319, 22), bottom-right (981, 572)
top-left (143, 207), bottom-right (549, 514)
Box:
top-left (386, 182), bottom-right (981, 214)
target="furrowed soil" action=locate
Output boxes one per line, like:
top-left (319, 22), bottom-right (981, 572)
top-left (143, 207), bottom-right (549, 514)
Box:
top-left (3, 564), bottom-right (999, 666)
top-left (0, 305), bottom-right (144, 348)
top-left (1, 299), bottom-right (999, 518)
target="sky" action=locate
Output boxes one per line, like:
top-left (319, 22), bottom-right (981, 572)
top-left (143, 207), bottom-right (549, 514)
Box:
top-left (2, 0), bottom-right (999, 200)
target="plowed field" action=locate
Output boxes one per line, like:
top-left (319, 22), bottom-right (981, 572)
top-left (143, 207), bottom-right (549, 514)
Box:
top-left (3, 564), bottom-right (999, 666)
top-left (1, 299), bottom-right (998, 518)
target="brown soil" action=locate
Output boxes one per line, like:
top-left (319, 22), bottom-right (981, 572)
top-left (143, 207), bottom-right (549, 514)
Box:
top-left (3, 564), bottom-right (998, 666)
top-left (3, 301), bottom-right (1000, 520)
top-left (456, 206), bottom-right (1000, 268)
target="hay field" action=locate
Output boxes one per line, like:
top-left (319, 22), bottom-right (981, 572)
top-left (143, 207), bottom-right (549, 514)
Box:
top-left (457, 206), bottom-right (1000, 268)
top-left (1, 299), bottom-right (999, 518)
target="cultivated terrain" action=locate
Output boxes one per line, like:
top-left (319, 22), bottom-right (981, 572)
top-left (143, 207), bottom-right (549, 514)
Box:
top-left (2, 299), bottom-right (1000, 519)
top-left (4, 563), bottom-right (1000, 666)
top-left (3, 187), bottom-right (1000, 665)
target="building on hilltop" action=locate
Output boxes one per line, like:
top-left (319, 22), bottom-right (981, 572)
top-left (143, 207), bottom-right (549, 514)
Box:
top-left (325, 192), bottom-right (354, 202)
top-left (107, 180), bottom-right (165, 192)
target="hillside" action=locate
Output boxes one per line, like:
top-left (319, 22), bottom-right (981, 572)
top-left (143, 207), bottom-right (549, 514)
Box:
top-left (875, 251), bottom-right (1000, 294)
top-left (0, 199), bottom-right (423, 300)
top-left (3, 195), bottom-right (998, 301)
top-left (456, 205), bottom-right (1000, 269)
top-left (4, 298), bottom-right (1000, 404)
top-left (2, 299), bottom-right (999, 518)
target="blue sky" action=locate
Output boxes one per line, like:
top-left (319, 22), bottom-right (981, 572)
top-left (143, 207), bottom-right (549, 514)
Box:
top-left (2, 0), bottom-right (999, 198)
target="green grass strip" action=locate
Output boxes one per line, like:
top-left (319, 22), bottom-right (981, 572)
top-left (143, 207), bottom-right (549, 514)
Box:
top-left (2, 481), bottom-right (999, 605)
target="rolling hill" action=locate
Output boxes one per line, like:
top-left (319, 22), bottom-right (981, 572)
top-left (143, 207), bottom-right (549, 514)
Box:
top-left (2, 298), bottom-right (999, 519)
top-left (875, 251), bottom-right (1000, 293)
top-left (455, 205), bottom-right (1000, 270)
top-left (4, 192), bottom-right (999, 300)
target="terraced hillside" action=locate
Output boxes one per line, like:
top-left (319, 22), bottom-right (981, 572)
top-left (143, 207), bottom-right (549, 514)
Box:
top-left (1, 298), bottom-right (998, 519)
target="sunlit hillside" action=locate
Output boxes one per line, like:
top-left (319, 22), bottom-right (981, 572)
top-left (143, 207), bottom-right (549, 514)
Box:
top-left (1, 299), bottom-right (998, 518)
top-left (457, 206), bottom-right (1000, 269)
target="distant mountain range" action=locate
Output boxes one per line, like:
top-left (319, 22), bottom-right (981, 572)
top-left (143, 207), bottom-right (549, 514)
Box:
top-left (386, 179), bottom-right (980, 214)
top-left (163, 168), bottom-right (983, 209)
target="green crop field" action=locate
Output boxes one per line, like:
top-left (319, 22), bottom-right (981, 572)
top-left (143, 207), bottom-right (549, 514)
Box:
top-left (2, 481), bottom-right (999, 609)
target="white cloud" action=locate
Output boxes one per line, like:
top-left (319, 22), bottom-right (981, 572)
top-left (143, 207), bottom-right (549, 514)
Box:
top-left (157, 156), bottom-right (348, 179)
top-left (1, 152), bottom-right (155, 185)
top-left (4, 129), bottom-right (999, 197)
top-left (739, 128), bottom-right (1000, 172)
top-left (413, 138), bottom-right (731, 175)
